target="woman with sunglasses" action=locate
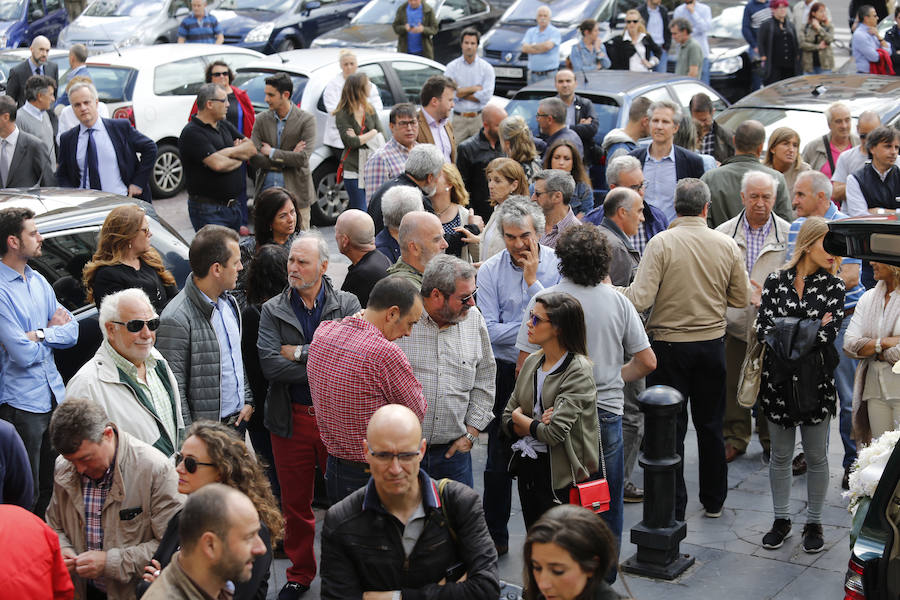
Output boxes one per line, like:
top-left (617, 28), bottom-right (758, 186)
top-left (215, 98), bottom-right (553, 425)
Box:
top-left (605, 10), bottom-right (661, 71)
top-left (83, 204), bottom-right (177, 313)
top-left (502, 292), bottom-right (599, 529)
top-left (137, 421), bottom-right (283, 599)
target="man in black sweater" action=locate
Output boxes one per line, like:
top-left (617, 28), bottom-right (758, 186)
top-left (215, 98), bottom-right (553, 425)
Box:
top-left (335, 209), bottom-right (390, 308)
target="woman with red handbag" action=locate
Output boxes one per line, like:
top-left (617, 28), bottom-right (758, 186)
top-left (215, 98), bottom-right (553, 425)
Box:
top-left (334, 73), bottom-right (387, 211)
top-left (502, 292), bottom-right (600, 529)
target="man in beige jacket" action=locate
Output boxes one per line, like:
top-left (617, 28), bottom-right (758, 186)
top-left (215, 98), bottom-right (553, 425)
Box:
top-left (618, 177), bottom-right (750, 522)
top-left (46, 397), bottom-right (182, 600)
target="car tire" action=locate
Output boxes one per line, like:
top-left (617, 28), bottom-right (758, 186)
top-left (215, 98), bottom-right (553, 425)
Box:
top-left (151, 143), bottom-right (185, 199)
top-left (278, 37), bottom-right (300, 52)
top-left (311, 159), bottom-right (347, 227)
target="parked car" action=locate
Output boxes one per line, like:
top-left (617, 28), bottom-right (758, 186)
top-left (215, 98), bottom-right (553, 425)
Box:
top-left (57, 0), bottom-right (202, 53)
top-left (83, 44), bottom-right (264, 198)
top-left (0, 0), bottom-right (67, 48)
top-left (214, 0), bottom-right (367, 53)
top-left (715, 75), bottom-right (900, 156)
top-left (0, 47), bottom-right (68, 91)
top-left (310, 0), bottom-right (502, 64)
top-left (0, 188), bottom-right (190, 381)
top-left (235, 48), bottom-right (507, 225)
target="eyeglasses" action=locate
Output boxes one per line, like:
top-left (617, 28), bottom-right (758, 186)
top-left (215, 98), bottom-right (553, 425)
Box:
top-left (625, 19), bottom-right (639, 23)
top-left (626, 182), bottom-right (646, 192)
top-left (536, 113), bottom-right (550, 118)
top-left (528, 310), bottom-right (551, 327)
top-left (209, 98), bottom-right (228, 104)
top-left (175, 453), bottom-right (216, 473)
top-left (532, 190), bottom-right (550, 197)
top-left (367, 445), bottom-right (420, 464)
top-left (860, 133), bottom-right (868, 140)
top-left (112, 318), bottom-right (160, 333)
top-left (394, 119), bottom-right (418, 128)
top-left (210, 71), bottom-right (229, 78)
top-left (455, 287), bottom-right (478, 304)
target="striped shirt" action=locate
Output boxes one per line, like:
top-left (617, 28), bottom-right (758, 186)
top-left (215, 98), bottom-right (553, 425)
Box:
top-left (742, 214), bottom-right (772, 273)
top-left (177, 12), bottom-right (222, 43)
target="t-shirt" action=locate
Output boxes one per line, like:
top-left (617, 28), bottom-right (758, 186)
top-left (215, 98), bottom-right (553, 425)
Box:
top-left (177, 12), bottom-right (221, 43)
top-left (406, 4), bottom-right (424, 53)
top-left (820, 140), bottom-right (850, 178)
top-left (675, 37), bottom-right (703, 76)
top-left (178, 116), bottom-right (245, 200)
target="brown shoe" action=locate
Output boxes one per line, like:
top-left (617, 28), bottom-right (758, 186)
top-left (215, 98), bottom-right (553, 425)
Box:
top-left (792, 452), bottom-right (807, 476)
top-left (624, 481), bottom-right (644, 503)
top-left (725, 443), bottom-right (745, 463)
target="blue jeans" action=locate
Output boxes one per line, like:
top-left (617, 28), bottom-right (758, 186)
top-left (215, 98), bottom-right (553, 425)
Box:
top-left (343, 177), bottom-right (367, 211)
top-left (324, 455), bottom-right (371, 504)
top-left (701, 57), bottom-right (710, 83)
top-left (187, 199), bottom-right (241, 232)
top-left (528, 69), bottom-right (557, 84)
top-left (421, 443), bottom-right (474, 487)
top-left (654, 49), bottom-right (669, 73)
top-left (833, 316), bottom-right (857, 469)
top-left (483, 360), bottom-right (516, 547)
top-left (597, 408), bottom-right (624, 562)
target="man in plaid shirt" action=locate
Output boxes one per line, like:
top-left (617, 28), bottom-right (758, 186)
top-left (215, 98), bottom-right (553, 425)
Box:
top-left (363, 102), bottom-right (419, 206)
top-left (309, 276), bottom-right (427, 503)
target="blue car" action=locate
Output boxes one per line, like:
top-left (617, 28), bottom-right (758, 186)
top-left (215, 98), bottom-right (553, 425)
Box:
top-left (214, 0), bottom-right (367, 53)
top-left (0, 0), bottom-right (67, 47)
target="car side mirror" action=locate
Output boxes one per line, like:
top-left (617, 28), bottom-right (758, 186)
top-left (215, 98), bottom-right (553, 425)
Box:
top-left (175, 6), bottom-right (189, 16)
top-left (29, 8), bottom-right (44, 20)
top-left (439, 17), bottom-right (452, 26)
top-left (303, 0), bottom-right (321, 10)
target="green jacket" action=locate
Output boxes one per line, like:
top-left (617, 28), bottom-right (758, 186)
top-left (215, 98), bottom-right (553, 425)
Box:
top-left (502, 352), bottom-right (599, 491)
top-left (799, 21), bottom-right (835, 73)
top-left (392, 1), bottom-right (438, 59)
top-left (386, 257), bottom-right (423, 287)
top-left (335, 106), bottom-right (386, 174)
top-left (701, 154), bottom-right (793, 228)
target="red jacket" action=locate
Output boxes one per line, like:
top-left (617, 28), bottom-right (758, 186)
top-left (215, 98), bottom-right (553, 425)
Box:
top-left (0, 505), bottom-right (73, 600)
top-left (188, 84), bottom-right (256, 135)
top-left (870, 48), bottom-right (896, 75)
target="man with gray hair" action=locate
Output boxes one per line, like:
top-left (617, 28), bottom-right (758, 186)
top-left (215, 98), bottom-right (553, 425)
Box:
top-left (831, 111), bottom-right (886, 204)
top-left (476, 195), bottom-right (560, 554)
top-left (368, 143), bottom-right (443, 235)
top-left (66, 288), bottom-right (183, 457)
top-left (395, 254), bottom-right (496, 485)
top-left (801, 101), bottom-right (857, 175)
top-left (57, 80), bottom-right (158, 201)
top-left (701, 119), bottom-right (791, 228)
top-left (6, 36), bottom-right (58, 107)
top-left (629, 99), bottom-right (705, 222)
top-left (16, 75), bottom-right (56, 170)
top-left (532, 168), bottom-right (579, 248)
top-left (619, 178), bottom-right (750, 522)
top-left (536, 97), bottom-right (583, 158)
top-left (375, 185), bottom-right (423, 262)
top-left (336, 209), bottom-right (390, 307)
top-left (386, 211), bottom-right (448, 286)
top-left (257, 232), bottom-right (360, 598)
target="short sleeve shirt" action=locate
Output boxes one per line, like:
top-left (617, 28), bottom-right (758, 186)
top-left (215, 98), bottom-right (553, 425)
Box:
top-left (179, 115), bottom-right (244, 200)
top-left (675, 38), bottom-right (703, 76)
top-left (178, 12), bottom-right (222, 43)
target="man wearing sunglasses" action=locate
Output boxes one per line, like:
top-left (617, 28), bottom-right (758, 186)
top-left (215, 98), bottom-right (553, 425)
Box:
top-left (66, 288), bottom-right (184, 458)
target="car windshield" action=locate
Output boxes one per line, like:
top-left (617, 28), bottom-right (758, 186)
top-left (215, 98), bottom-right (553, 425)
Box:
top-left (505, 93), bottom-right (620, 143)
top-left (234, 69), bottom-right (308, 110)
top-left (715, 107), bottom-right (851, 154)
top-left (83, 0), bottom-right (164, 17)
top-left (708, 5), bottom-right (744, 39)
top-left (0, 0), bottom-right (23, 20)
top-left (501, 0), bottom-right (606, 26)
top-left (85, 65), bottom-right (135, 102)
top-left (352, 0), bottom-right (434, 25)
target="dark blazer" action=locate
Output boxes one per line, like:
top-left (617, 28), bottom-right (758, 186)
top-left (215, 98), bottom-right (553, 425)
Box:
top-left (605, 33), bottom-right (663, 70)
top-left (638, 3), bottom-right (671, 50)
top-left (6, 59), bottom-right (59, 107)
top-left (758, 17), bottom-right (800, 82)
top-left (630, 144), bottom-right (706, 181)
top-left (4, 129), bottom-right (55, 187)
top-left (56, 118), bottom-right (158, 201)
top-left (566, 93), bottom-right (599, 162)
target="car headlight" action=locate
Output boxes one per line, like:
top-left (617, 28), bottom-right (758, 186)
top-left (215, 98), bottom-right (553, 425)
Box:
top-left (711, 56), bottom-right (743, 75)
top-left (244, 22), bottom-right (274, 43)
top-left (118, 34), bottom-right (142, 48)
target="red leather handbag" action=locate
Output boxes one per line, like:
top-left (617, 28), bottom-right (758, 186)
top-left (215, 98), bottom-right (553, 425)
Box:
top-left (569, 423), bottom-right (610, 513)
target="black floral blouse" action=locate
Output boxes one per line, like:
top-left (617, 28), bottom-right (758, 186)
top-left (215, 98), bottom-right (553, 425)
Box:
top-left (755, 267), bottom-right (845, 427)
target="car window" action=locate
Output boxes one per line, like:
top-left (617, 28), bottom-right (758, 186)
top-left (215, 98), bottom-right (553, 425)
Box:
top-left (468, 0), bottom-right (485, 14)
top-left (0, 0), bottom-right (23, 20)
top-left (28, 229), bottom-right (99, 313)
top-left (45, 0), bottom-right (61, 13)
top-left (708, 5), bottom-right (744, 39)
top-left (358, 63), bottom-right (394, 106)
top-left (637, 85), bottom-right (671, 105)
top-left (154, 56), bottom-right (207, 96)
top-left (219, 0), bottom-right (293, 11)
top-left (87, 65), bottom-right (136, 102)
top-left (437, 0), bottom-right (467, 21)
top-left (391, 60), bottom-right (443, 103)
top-left (235, 70), bottom-right (309, 110)
top-left (27, 0), bottom-right (40, 18)
top-left (671, 82), bottom-right (727, 112)
top-left (715, 107), bottom-right (842, 154)
top-left (506, 93), bottom-right (621, 142)
top-left (168, 0), bottom-right (189, 16)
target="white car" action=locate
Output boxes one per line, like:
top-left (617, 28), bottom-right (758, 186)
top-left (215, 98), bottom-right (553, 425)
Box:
top-left (84, 44), bottom-right (264, 198)
top-left (234, 48), bottom-right (506, 225)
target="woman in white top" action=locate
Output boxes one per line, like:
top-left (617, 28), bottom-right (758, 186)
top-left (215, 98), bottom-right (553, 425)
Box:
top-left (605, 9), bottom-right (662, 72)
top-left (479, 157), bottom-right (530, 264)
top-left (844, 261), bottom-right (900, 443)
top-left (322, 50), bottom-right (383, 149)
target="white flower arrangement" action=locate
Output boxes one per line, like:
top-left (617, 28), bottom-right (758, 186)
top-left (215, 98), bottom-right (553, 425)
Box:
top-left (844, 429), bottom-right (900, 515)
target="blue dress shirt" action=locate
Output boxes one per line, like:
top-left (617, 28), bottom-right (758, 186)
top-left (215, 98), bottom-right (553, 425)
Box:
top-left (198, 289), bottom-right (244, 418)
top-left (523, 24), bottom-right (562, 72)
top-left (0, 263), bottom-right (78, 412)
top-left (76, 119), bottom-right (128, 195)
top-left (642, 144), bottom-right (678, 222)
top-left (263, 108), bottom-right (291, 190)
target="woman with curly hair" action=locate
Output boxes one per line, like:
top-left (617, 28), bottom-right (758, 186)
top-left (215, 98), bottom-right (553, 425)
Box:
top-left (138, 421), bottom-right (283, 600)
top-left (83, 204), bottom-right (177, 312)
top-left (499, 115), bottom-right (542, 181)
top-left (543, 139), bottom-right (594, 217)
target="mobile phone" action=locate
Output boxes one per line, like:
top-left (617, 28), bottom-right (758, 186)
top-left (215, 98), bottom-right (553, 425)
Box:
top-left (445, 562), bottom-right (466, 582)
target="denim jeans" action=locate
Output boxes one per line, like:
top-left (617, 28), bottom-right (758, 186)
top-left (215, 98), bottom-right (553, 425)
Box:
top-left (833, 316), bottom-right (857, 469)
top-left (768, 418), bottom-right (829, 523)
top-left (343, 177), bottom-right (367, 211)
top-left (421, 442), bottom-right (474, 487)
top-left (483, 360), bottom-right (516, 547)
top-left (597, 408), bottom-right (624, 556)
top-left (187, 199), bottom-right (241, 232)
top-left (0, 403), bottom-right (53, 515)
top-left (325, 454), bottom-right (371, 504)
top-left (701, 57), bottom-right (711, 83)
top-left (654, 49), bottom-right (669, 73)
top-left (528, 69), bottom-right (558, 85)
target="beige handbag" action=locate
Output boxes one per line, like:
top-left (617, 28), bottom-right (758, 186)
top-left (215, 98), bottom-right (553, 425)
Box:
top-left (737, 335), bottom-right (765, 408)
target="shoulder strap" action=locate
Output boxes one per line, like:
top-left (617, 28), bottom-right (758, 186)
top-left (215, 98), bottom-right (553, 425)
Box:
top-left (823, 135), bottom-right (835, 173)
top-left (437, 478), bottom-right (458, 543)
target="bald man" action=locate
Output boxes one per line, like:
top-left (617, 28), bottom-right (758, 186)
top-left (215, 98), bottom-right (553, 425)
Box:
top-left (385, 211), bottom-right (448, 287)
top-left (336, 209), bottom-right (391, 307)
top-left (320, 404), bottom-right (500, 599)
top-left (458, 104), bottom-right (507, 220)
top-left (7, 36), bottom-right (58, 107)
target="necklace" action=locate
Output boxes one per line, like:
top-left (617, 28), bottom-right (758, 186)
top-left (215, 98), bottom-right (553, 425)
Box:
top-left (435, 202), bottom-right (454, 218)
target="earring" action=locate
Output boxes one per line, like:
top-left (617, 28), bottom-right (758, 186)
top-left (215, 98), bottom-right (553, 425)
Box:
top-left (128, 242), bottom-right (132, 249)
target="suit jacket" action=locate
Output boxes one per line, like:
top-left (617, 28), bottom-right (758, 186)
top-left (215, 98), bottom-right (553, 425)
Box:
top-left (565, 93), bottom-right (599, 162)
top-left (3, 129), bottom-right (55, 188)
top-left (416, 108), bottom-right (456, 163)
top-left (56, 118), bottom-right (158, 201)
top-left (249, 106), bottom-right (316, 209)
top-left (6, 59), bottom-right (59, 107)
top-left (630, 144), bottom-right (705, 181)
top-left (16, 106), bottom-right (57, 169)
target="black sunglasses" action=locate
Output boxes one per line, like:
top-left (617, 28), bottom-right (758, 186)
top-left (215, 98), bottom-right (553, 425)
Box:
top-left (112, 318), bottom-right (160, 333)
top-left (175, 453), bottom-right (216, 473)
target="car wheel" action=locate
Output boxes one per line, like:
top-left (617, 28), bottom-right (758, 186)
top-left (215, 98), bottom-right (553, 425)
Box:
top-left (151, 143), bottom-right (185, 199)
top-left (278, 37), bottom-right (299, 52)
top-left (311, 159), bottom-right (347, 226)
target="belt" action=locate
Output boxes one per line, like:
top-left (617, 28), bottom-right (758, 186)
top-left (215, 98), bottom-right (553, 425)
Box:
top-left (531, 69), bottom-right (555, 76)
top-left (190, 195), bottom-right (236, 208)
top-left (454, 110), bottom-right (481, 118)
top-left (332, 455), bottom-right (369, 469)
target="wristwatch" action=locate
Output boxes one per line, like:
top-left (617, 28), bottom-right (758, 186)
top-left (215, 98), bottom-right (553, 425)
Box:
top-left (293, 345), bottom-right (303, 362)
top-left (464, 432), bottom-right (476, 444)
top-left (876, 338), bottom-right (883, 354)
top-left (34, 329), bottom-right (45, 342)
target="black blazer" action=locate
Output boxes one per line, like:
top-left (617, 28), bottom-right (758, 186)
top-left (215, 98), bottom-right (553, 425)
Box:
top-left (630, 144), bottom-right (706, 181)
top-left (758, 17), bottom-right (800, 81)
top-left (56, 118), bottom-right (158, 201)
top-left (4, 128), bottom-right (55, 187)
top-left (605, 33), bottom-right (663, 70)
top-left (6, 59), bottom-right (59, 107)
top-left (638, 3), bottom-right (671, 50)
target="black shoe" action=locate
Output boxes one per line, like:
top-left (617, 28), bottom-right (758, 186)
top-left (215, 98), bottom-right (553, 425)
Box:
top-left (842, 466), bottom-right (851, 490)
top-left (802, 523), bottom-right (825, 553)
top-left (762, 518), bottom-right (792, 549)
top-left (792, 452), bottom-right (807, 476)
top-left (278, 582), bottom-right (310, 600)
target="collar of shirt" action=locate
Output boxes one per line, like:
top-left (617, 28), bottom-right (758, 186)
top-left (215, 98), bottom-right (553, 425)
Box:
top-left (872, 163), bottom-right (896, 180)
top-left (1, 126), bottom-right (19, 153)
top-left (79, 116), bottom-right (108, 136)
top-left (82, 441), bottom-right (117, 487)
top-left (551, 208), bottom-right (579, 234)
top-left (647, 144), bottom-right (676, 163)
top-left (741, 212), bottom-right (772, 236)
top-left (28, 58), bottom-right (43, 73)
top-left (362, 469), bottom-right (440, 513)
top-left (825, 203), bottom-right (843, 220)
top-left (21, 102), bottom-right (45, 122)
top-left (423, 108), bottom-right (447, 130)
top-left (291, 283), bottom-right (326, 311)
top-left (600, 218), bottom-right (635, 250)
top-left (105, 338), bottom-right (158, 377)
top-left (0, 260), bottom-right (31, 283)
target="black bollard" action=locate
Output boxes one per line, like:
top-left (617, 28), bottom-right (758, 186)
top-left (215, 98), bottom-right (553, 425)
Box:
top-left (621, 385), bottom-right (695, 580)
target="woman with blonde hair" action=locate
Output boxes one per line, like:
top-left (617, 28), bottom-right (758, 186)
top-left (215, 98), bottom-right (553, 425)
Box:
top-left (605, 9), bottom-right (661, 71)
top-left (322, 49), bottom-right (383, 149)
top-left (499, 115), bottom-right (542, 181)
top-left (432, 163), bottom-right (484, 262)
top-left (138, 421), bottom-right (283, 600)
top-left (334, 72), bottom-right (387, 210)
top-left (481, 158), bottom-right (530, 262)
top-left (755, 216), bottom-right (844, 554)
top-left (844, 262), bottom-right (900, 443)
top-left (83, 204), bottom-right (176, 312)
top-left (764, 127), bottom-right (810, 203)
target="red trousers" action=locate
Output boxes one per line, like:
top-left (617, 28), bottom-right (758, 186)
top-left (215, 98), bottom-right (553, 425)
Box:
top-left (270, 405), bottom-right (327, 585)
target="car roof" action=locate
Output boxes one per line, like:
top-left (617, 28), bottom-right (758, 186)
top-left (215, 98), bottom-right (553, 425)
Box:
top-left (515, 70), bottom-right (714, 101)
top-left (237, 48), bottom-right (443, 75)
top-left (0, 48), bottom-right (68, 59)
top-left (730, 74), bottom-right (900, 115)
top-left (86, 44), bottom-right (263, 68)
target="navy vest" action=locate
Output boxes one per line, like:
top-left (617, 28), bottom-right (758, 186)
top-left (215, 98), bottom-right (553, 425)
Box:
top-left (852, 163), bottom-right (900, 209)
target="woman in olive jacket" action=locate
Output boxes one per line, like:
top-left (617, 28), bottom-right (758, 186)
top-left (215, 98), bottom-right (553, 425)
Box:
top-left (334, 72), bottom-right (387, 211)
top-left (503, 292), bottom-right (599, 529)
